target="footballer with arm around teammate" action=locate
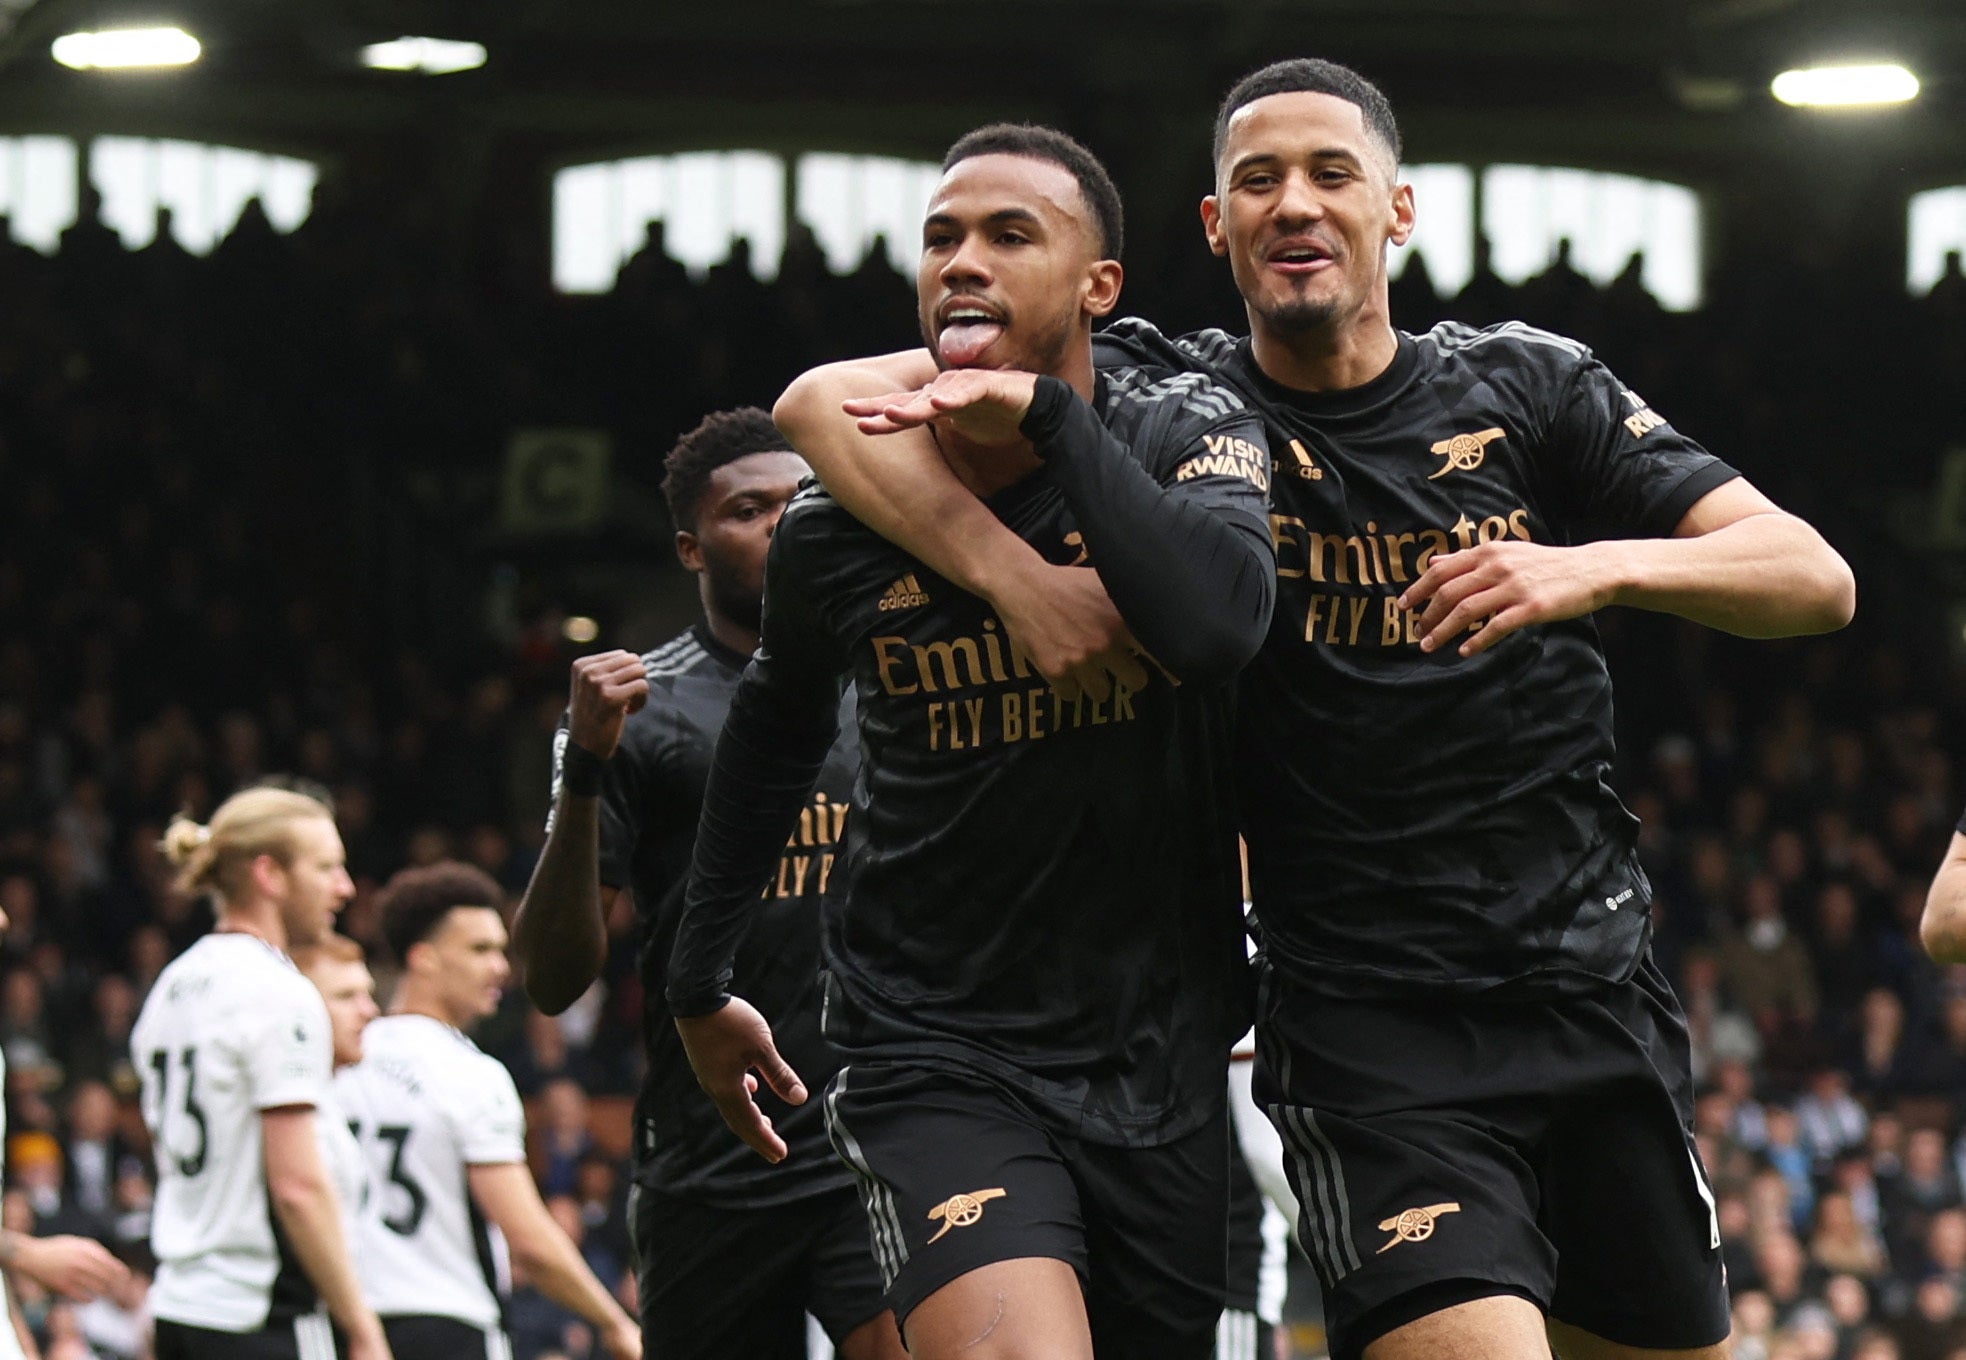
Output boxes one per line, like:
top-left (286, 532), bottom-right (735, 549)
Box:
top-left (338, 863), bottom-right (640, 1360)
top-left (774, 63), bottom-right (1853, 1360)
top-left (671, 124), bottom-right (1273, 1360)
top-left (134, 786), bottom-right (390, 1360)
top-left (509, 410), bottom-right (901, 1360)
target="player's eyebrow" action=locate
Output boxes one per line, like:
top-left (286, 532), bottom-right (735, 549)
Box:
top-left (1228, 147), bottom-right (1365, 177)
top-left (923, 207), bottom-right (1045, 234)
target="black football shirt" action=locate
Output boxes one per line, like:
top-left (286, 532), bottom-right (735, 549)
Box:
top-left (553, 623), bottom-right (859, 1207)
top-left (675, 371), bottom-right (1273, 1147)
top-left (1096, 318), bottom-right (1740, 998)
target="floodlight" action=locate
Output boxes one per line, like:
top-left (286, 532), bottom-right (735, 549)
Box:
top-left (51, 26), bottom-right (200, 70)
top-left (562, 616), bottom-right (600, 644)
top-left (1771, 63), bottom-right (1919, 108)
top-left (361, 37), bottom-right (485, 75)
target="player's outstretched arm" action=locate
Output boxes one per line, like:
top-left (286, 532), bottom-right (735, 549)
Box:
top-left (0, 1230), bottom-right (127, 1301)
top-left (512, 650), bottom-right (649, 1014)
top-left (262, 1106), bottom-right (393, 1360)
top-left (468, 1163), bottom-right (640, 1359)
top-left (1402, 478), bottom-right (1856, 657)
top-left (778, 354), bottom-right (1138, 701)
top-left (1923, 833), bottom-right (1966, 963)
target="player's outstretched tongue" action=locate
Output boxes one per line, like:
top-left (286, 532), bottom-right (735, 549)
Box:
top-left (939, 321), bottom-right (1003, 367)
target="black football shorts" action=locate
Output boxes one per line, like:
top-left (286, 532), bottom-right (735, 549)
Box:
top-left (154, 1315), bottom-right (339, 1360)
top-left (822, 1061), bottom-right (1229, 1359)
top-left (1254, 954), bottom-right (1729, 1360)
top-left (632, 1181), bottom-right (887, 1360)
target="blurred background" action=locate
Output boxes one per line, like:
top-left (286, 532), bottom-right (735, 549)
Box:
top-left (2, 1), bottom-right (1965, 1356)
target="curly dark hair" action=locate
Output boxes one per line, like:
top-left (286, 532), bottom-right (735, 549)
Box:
top-left (1213, 58), bottom-right (1402, 170)
top-left (660, 406), bottom-right (790, 534)
top-left (377, 860), bottom-right (503, 963)
top-left (942, 123), bottom-right (1124, 262)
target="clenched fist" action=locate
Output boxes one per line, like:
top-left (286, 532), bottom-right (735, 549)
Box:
top-left (567, 650), bottom-right (650, 760)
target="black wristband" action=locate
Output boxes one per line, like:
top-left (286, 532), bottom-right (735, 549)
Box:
top-left (1017, 374), bottom-right (1075, 458)
top-left (560, 741), bottom-right (608, 797)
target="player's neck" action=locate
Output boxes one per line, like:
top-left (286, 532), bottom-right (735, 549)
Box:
top-left (936, 427), bottom-right (1039, 499)
top-left (940, 351), bottom-right (1096, 499)
top-left (1249, 306), bottom-right (1400, 394)
top-left (392, 990), bottom-right (469, 1033)
top-left (697, 584), bottom-right (759, 659)
top-left (213, 904), bottom-right (286, 954)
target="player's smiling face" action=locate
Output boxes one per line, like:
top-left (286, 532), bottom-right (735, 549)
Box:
top-left (916, 152), bottom-right (1120, 379)
top-left (1203, 91), bottom-right (1414, 341)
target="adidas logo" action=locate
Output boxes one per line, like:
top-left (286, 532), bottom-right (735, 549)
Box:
top-left (878, 574), bottom-right (932, 612)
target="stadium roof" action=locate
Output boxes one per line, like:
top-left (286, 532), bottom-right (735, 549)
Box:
top-left (1, 0), bottom-right (1962, 182)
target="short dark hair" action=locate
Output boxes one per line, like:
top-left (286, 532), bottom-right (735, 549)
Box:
top-left (1213, 59), bottom-right (1402, 169)
top-left (942, 123), bottom-right (1124, 262)
top-left (377, 860), bottom-right (502, 963)
top-left (660, 407), bottom-right (788, 533)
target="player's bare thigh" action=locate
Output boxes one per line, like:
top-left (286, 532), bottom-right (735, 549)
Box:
top-left (1360, 1299), bottom-right (1731, 1360)
top-left (901, 1256), bottom-right (1093, 1360)
top-left (837, 1309), bottom-right (910, 1360)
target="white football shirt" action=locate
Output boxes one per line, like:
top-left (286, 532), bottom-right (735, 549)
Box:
top-left (334, 1014), bottom-right (526, 1330)
top-left (315, 1084), bottom-right (370, 1245)
top-left (134, 934), bottom-right (335, 1331)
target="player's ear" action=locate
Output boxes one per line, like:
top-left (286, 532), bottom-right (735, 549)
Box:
top-left (674, 529), bottom-right (704, 573)
top-left (405, 937), bottom-right (434, 977)
top-left (1389, 179), bottom-right (1415, 250)
top-left (249, 852), bottom-right (286, 902)
top-left (1082, 259), bottom-right (1122, 319)
top-left (1200, 193), bottom-right (1228, 258)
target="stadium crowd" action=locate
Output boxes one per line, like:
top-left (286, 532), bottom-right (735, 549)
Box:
top-left (0, 184), bottom-right (1963, 1356)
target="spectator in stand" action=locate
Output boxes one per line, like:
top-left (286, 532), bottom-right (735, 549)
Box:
top-left (1719, 1057), bottom-right (1773, 1150)
top-left (1850, 989), bottom-right (1925, 1104)
top-left (57, 1083), bottom-right (126, 1236)
top-left (1733, 1289), bottom-right (1777, 1360)
top-left (1767, 1105), bottom-right (1820, 1229)
top-left (1757, 1229), bottom-right (1819, 1325)
top-left (1810, 1190), bottom-right (1888, 1280)
top-left (1683, 947), bottom-right (1762, 1083)
top-left (1921, 1209), bottom-right (1966, 1294)
top-left (1797, 1067), bottom-right (1870, 1168)
top-left (1722, 874), bottom-right (1821, 1043)
top-left (1832, 1149), bottom-right (1888, 1239)
top-left (1892, 1276), bottom-right (1966, 1360)
top-left (1880, 1128), bottom-right (1962, 1272)
top-left (1825, 1274), bottom-right (1876, 1353)
top-left (534, 1078), bottom-right (595, 1201)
